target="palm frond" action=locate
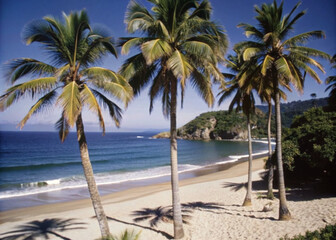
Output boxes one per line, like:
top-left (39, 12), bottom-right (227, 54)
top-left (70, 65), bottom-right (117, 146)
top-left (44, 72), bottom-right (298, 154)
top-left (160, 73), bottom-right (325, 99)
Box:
top-left (243, 47), bottom-right (260, 61)
top-left (120, 37), bottom-right (144, 55)
top-left (261, 55), bottom-right (274, 76)
top-left (18, 89), bottom-right (58, 129)
top-left (0, 77), bottom-right (58, 111)
top-left (141, 39), bottom-right (172, 65)
top-left (55, 111), bottom-right (70, 142)
top-left (167, 50), bottom-right (192, 83)
top-left (90, 89), bottom-right (122, 127)
top-left (283, 31), bottom-right (326, 47)
top-left (56, 81), bottom-right (81, 127)
top-left (83, 67), bottom-right (133, 107)
top-left (119, 53), bottom-right (156, 96)
top-left (288, 46), bottom-right (331, 60)
top-left (81, 85), bottom-right (105, 134)
top-left (189, 70), bottom-right (214, 107)
top-left (79, 36), bottom-right (117, 67)
top-left (5, 58), bottom-right (56, 84)
top-left (125, 0), bottom-right (155, 34)
top-left (275, 57), bottom-right (293, 80)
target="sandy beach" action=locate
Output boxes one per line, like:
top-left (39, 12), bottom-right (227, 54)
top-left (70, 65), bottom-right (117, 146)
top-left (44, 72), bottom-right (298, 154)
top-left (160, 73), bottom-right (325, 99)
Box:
top-left (1, 157), bottom-right (335, 240)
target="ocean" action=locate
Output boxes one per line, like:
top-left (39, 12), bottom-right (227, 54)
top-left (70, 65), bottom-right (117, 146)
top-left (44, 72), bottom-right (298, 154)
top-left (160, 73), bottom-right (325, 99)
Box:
top-left (0, 131), bottom-right (272, 211)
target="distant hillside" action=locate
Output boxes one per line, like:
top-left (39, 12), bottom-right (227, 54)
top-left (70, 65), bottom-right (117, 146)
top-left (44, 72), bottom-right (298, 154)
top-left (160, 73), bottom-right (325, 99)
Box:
top-left (154, 108), bottom-right (268, 140)
top-left (256, 97), bottom-right (328, 127)
top-left (153, 97), bottom-right (329, 140)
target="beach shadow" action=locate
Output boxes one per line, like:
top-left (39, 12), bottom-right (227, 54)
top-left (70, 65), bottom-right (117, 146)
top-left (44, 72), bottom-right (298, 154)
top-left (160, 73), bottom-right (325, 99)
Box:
top-left (223, 180), bottom-right (268, 192)
top-left (223, 182), bottom-right (246, 191)
top-left (0, 218), bottom-right (86, 240)
top-left (182, 201), bottom-right (227, 214)
top-left (131, 206), bottom-right (192, 227)
top-left (107, 216), bottom-right (173, 239)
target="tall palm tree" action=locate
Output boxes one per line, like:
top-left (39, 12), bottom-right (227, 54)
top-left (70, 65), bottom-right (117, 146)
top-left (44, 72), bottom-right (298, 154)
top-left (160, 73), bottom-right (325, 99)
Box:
top-left (218, 52), bottom-right (256, 206)
top-left (120, 0), bottom-right (227, 238)
top-left (0, 11), bottom-right (133, 238)
top-left (326, 54), bottom-right (336, 111)
top-left (236, 0), bottom-right (330, 220)
top-left (258, 80), bottom-right (288, 200)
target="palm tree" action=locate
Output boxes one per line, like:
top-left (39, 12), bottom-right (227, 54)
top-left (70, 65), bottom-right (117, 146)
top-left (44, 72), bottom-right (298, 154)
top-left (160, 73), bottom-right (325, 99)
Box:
top-left (236, 0), bottom-right (330, 220)
top-left (218, 52), bottom-right (256, 206)
top-left (0, 11), bottom-right (133, 238)
top-left (326, 54), bottom-right (336, 111)
top-left (258, 81), bottom-right (288, 200)
top-left (120, 0), bottom-right (227, 238)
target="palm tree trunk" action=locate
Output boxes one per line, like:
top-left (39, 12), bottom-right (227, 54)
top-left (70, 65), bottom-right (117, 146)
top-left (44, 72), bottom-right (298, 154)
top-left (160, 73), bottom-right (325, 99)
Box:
top-left (267, 101), bottom-right (274, 199)
top-left (76, 113), bottom-right (111, 237)
top-left (274, 87), bottom-right (291, 220)
top-left (170, 77), bottom-right (184, 239)
top-left (243, 114), bottom-right (253, 206)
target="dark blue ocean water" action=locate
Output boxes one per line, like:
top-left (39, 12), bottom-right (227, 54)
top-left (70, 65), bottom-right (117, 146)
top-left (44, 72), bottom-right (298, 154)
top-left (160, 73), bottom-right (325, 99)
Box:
top-left (0, 131), bottom-right (271, 210)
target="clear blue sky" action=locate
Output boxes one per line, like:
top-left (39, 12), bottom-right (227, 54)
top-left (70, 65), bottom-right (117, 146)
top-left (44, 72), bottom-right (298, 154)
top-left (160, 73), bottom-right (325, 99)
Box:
top-left (0, 0), bottom-right (335, 132)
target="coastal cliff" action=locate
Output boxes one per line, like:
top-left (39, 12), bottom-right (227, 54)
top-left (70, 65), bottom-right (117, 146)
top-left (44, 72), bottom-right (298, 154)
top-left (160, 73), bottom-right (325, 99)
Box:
top-left (153, 109), bottom-right (267, 140)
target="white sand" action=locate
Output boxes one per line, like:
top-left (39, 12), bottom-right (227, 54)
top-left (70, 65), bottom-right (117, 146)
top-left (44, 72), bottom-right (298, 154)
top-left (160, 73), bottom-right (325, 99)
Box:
top-left (1, 158), bottom-right (335, 240)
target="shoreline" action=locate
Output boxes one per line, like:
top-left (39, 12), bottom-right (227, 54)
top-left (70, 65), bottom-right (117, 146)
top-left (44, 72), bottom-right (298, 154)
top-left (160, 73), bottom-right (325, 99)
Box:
top-left (0, 152), bottom-right (268, 212)
top-left (0, 156), bottom-right (267, 223)
top-left (1, 156), bottom-right (335, 240)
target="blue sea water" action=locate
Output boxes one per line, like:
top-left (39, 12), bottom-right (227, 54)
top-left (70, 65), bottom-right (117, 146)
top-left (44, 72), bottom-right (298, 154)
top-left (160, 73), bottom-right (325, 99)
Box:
top-left (0, 131), bottom-right (271, 210)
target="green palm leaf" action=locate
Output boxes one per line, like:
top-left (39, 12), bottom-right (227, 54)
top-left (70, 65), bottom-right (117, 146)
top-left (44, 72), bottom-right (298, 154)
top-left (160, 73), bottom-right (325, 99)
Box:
top-left (275, 57), bottom-right (293, 80)
top-left (55, 112), bottom-right (70, 143)
top-left (167, 50), bottom-right (193, 84)
top-left (120, 37), bottom-right (144, 55)
top-left (0, 77), bottom-right (58, 111)
top-left (81, 85), bottom-right (105, 133)
top-left (6, 58), bottom-right (56, 84)
top-left (91, 89), bottom-right (122, 127)
top-left (56, 81), bottom-right (81, 126)
top-left (283, 31), bottom-right (326, 47)
top-left (261, 55), bottom-right (274, 76)
top-left (84, 67), bottom-right (133, 106)
top-left (141, 39), bottom-right (172, 65)
top-left (19, 89), bottom-right (58, 129)
top-left (243, 47), bottom-right (260, 61)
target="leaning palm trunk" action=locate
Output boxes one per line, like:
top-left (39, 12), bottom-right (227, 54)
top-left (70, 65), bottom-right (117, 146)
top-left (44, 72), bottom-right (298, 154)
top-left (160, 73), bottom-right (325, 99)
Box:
top-left (76, 114), bottom-right (111, 237)
top-left (243, 114), bottom-right (253, 206)
top-left (170, 77), bottom-right (184, 239)
top-left (267, 102), bottom-right (275, 199)
top-left (274, 86), bottom-right (291, 220)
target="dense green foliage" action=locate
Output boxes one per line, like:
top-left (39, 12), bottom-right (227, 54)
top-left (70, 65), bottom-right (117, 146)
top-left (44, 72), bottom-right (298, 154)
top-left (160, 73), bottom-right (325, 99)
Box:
top-left (282, 108), bottom-right (336, 186)
top-left (179, 108), bottom-right (268, 138)
top-left (326, 54), bottom-right (336, 112)
top-left (256, 98), bottom-right (328, 127)
top-left (280, 224), bottom-right (336, 240)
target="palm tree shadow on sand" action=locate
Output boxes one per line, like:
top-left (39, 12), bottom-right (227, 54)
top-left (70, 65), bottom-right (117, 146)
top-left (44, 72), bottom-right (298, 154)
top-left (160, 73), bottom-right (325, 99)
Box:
top-left (182, 201), bottom-right (227, 214)
top-left (0, 218), bottom-right (86, 240)
top-left (103, 206), bottom-right (192, 240)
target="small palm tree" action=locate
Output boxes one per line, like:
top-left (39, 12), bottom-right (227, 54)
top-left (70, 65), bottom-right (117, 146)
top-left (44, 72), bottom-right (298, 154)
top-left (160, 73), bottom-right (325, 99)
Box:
top-left (236, 0), bottom-right (330, 220)
top-left (218, 52), bottom-right (257, 206)
top-left (97, 230), bottom-right (141, 240)
top-left (120, 0), bottom-right (227, 238)
top-left (326, 54), bottom-right (336, 111)
top-left (0, 11), bottom-right (133, 238)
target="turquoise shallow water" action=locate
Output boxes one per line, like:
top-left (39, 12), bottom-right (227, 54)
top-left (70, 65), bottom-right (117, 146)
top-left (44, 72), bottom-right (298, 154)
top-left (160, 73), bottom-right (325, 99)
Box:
top-left (0, 131), bottom-right (271, 210)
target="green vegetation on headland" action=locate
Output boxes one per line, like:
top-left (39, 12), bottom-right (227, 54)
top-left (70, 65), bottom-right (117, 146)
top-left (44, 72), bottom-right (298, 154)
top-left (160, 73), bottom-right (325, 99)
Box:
top-left (153, 98), bottom-right (328, 140)
top-left (281, 107), bottom-right (336, 191)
